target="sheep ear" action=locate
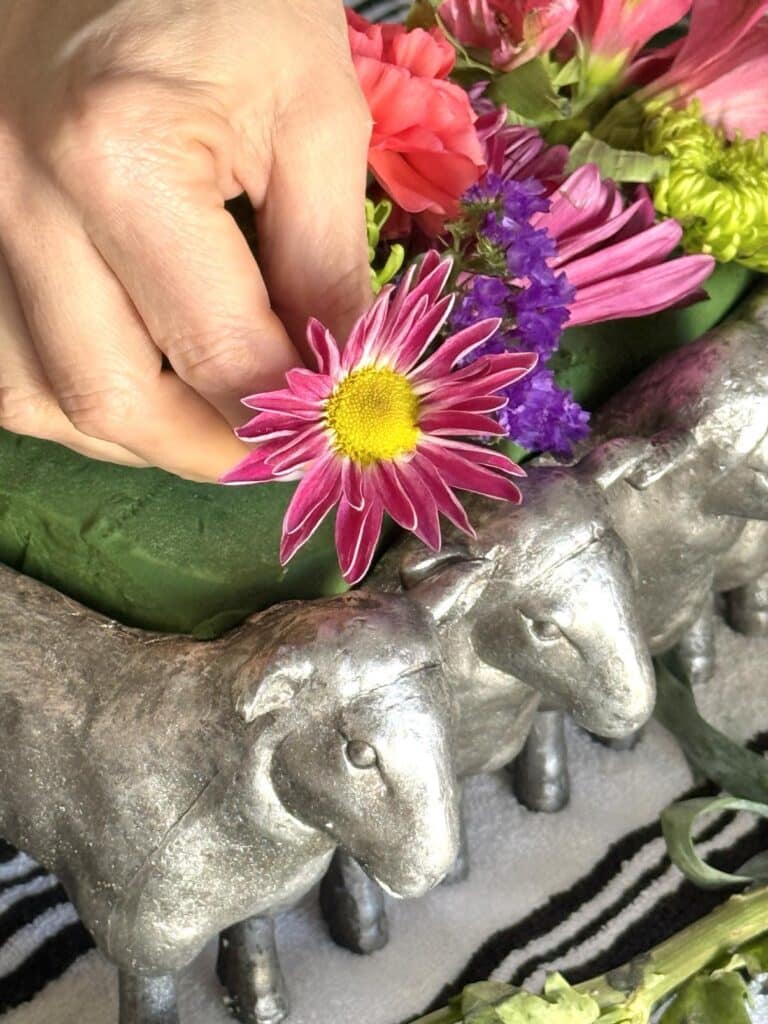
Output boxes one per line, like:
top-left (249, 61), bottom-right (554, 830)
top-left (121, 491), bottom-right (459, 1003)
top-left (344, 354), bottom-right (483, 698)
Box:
top-left (400, 545), bottom-right (485, 625)
top-left (399, 542), bottom-right (471, 590)
top-left (234, 661), bottom-right (304, 724)
top-left (577, 437), bottom-right (649, 490)
top-left (579, 430), bottom-right (692, 491)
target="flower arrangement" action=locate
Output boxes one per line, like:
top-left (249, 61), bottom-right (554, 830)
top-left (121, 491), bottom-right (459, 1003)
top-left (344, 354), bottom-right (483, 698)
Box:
top-left (224, 0), bottom-right (768, 584)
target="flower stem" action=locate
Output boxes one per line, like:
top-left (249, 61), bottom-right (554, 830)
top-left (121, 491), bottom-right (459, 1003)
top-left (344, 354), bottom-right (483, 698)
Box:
top-left (575, 886), bottom-right (768, 1017)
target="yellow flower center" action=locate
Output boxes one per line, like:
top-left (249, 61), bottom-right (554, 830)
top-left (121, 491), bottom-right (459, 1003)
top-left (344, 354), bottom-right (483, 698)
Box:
top-left (325, 366), bottom-right (420, 465)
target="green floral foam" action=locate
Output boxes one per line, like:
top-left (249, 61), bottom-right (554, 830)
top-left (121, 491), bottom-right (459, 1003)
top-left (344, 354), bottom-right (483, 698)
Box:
top-left (0, 432), bottom-right (346, 638)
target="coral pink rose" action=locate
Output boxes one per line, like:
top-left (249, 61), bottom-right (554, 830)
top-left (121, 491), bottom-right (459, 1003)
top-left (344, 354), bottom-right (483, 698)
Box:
top-left (347, 10), bottom-right (485, 231)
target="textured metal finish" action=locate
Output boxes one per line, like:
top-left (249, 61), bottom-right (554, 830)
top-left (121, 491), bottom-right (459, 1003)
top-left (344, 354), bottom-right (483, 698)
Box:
top-left (512, 709), bottom-right (570, 814)
top-left (119, 972), bottom-right (179, 1024)
top-left (319, 850), bottom-right (389, 955)
top-left (0, 577), bottom-right (459, 1022)
top-left (728, 572), bottom-right (768, 636)
top-left (324, 284), bottom-right (768, 946)
top-left (217, 917), bottom-right (288, 1024)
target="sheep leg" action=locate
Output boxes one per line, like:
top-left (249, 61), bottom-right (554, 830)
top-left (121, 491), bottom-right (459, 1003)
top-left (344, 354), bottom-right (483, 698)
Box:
top-left (217, 916), bottom-right (288, 1024)
top-left (674, 591), bottom-right (716, 686)
top-left (118, 971), bottom-right (178, 1024)
top-left (512, 709), bottom-right (570, 813)
top-left (726, 572), bottom-right (768, 637)
top-left (319, 849), bottom-right (389, 954)
top-left (441, 787), bottom-right (470, 885)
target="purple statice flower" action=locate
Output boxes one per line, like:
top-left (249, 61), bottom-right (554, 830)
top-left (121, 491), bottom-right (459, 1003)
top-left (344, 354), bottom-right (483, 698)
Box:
top-left (449, 172), bottom-right (587, 457)
top-left (500, 367), bottom-right (591, 459)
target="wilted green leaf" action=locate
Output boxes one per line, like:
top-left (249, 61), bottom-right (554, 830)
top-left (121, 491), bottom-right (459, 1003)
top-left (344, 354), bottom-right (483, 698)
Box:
top-left (565, 132), bottom-right (669, 182)
top-left (662, 795), bottom-right (768, 889)
top-left (659, 971), bottom-right (751, 1024)
top-left (463, 982), bottom-right (520, 1019)
top-left (729, 933), bottom-right (768, 978)
top-left (487, 59), bottom-right (569, 124)
top-left (467, 973), bottom-right (601, 1023)
top-left (654, 659), bottom-right (768, 804)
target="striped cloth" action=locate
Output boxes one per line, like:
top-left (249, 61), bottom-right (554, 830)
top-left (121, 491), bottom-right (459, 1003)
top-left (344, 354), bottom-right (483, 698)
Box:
top-left (349, 0), bottom-right (411, 21)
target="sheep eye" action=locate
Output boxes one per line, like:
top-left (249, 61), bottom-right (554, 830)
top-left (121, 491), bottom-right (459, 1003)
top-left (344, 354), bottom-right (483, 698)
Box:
top-left (345, 740), bottom-right (378, 769)
top-left (521, 612), bottom-right (562, 642)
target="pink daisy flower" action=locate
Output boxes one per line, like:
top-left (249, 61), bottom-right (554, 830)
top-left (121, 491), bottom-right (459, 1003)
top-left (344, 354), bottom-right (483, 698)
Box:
top-left (222, 252), bottom-right (537, 584)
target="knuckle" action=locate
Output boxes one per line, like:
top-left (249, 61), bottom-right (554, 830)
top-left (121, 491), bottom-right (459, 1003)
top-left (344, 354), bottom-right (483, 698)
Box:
top-left (0, 387), bottom-right (53, 438)
top-left (58, 379), bottom-right (143, 441)
top-left (165, 327), bottom-right (262, 392)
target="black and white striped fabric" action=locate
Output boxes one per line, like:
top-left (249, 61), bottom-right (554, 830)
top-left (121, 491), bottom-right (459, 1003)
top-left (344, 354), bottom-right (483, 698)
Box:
top-left (2, 622), bottom-right (767, 1023)
top-left (349, 0), bottom-right (411, 21)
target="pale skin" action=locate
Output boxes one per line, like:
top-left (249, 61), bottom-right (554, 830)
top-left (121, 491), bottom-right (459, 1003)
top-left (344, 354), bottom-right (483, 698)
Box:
top-left (0, 0), bottom-right (373, 481)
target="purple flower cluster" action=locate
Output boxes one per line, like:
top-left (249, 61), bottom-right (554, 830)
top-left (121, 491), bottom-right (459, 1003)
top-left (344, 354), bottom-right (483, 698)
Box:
top-left (451, 174), bottom-right (590, 457)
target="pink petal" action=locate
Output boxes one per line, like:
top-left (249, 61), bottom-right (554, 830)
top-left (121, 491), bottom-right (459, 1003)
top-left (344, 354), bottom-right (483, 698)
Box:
top-left (535, 165), bottom-right (606, 242)
top-left (283, 454), bottom-right (342, 535)
top-left (220, 450), bottom-right (281, 484)
top-left (267, 428), bottom-right (329, 475)
top-left (280, 467), bottom-right (343, 564)
top-left (421, 393), bottom-right (508, 414)
top-left (562, 219), bottom-right (682, 289)
top-left (394, 461), bottom-right (442, 550)
top-left (568, 254), bottom-right (715, 326)
top-left (306, 319), bottom-right (341, 377)
top-left (551, 196), bottom-right (654, 266)
top-left (438, 438), bottom-right (527, 477)
top-left (342, 459), bottom-right (366, 512)
top-left (241, 391), bottom-right (323, 418)
top-left (412, 318), bottom-right (502, 384)
top-left (420, 442), bottom-right (524, 503)
top-left (372, 461), bottom-right (418, 531)
top-left (385, 294), bottom-right (455, 373)
top-left (285, 368), bottom-right (333, 401)
top-left (335, 496), bottom-right (385, 585)
top-left (235, 412), bottom-right (300, 442)
top-left (342, 287), bottom-right (394, 369)
top-left (420, 410), bottom-right (506, 436)
top-left (407, 452), bottom-right (475, 538)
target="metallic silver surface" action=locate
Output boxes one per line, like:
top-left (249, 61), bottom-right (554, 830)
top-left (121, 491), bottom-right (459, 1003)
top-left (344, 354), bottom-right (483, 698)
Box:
top-left (119, 972), bottom-right (179, 1024)
top-left (319, 850), bottom-right (389, 955)
top-left (0, 577), bottom-right (459, 1021)
top-left (727, 572), bottom-right (768, 636)
top-left (324, 284), bottom-right (768, 947)
top-left (511, 709), bottom-right (570, 813)
top-left (217, 916), bottom-right (288, 1024)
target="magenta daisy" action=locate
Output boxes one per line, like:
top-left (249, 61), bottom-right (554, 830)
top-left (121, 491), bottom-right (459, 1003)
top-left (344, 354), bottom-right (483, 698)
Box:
top-left (222, 252), bottom-right (537, 584)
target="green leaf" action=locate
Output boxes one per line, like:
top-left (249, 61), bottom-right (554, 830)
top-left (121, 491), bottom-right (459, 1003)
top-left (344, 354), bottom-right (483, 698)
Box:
top-left (462, 982), bottom-right (519, 1018)
top-left (659, 972), bottom-right (751, 1024)
top-left (734, 933), bottom-right (768, 977)
top-left (662, 795), bottom-right (768, 889)
top-left (551, 57), bottom-right (581, 88)
top-left (565, 132), bottom-right (670, 183)
top-left (487, 59), bottom-right (569, 124)
top-left (654, 658), bottom-right (768, 803)
top-left (467, 974), bottom-right (600, 1024)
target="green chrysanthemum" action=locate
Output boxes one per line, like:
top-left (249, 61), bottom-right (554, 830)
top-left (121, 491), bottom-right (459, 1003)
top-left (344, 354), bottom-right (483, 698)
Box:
top-left (366, 198), bottom-right (405, 294)
top-left (644, 104), bottom-right (768, 271)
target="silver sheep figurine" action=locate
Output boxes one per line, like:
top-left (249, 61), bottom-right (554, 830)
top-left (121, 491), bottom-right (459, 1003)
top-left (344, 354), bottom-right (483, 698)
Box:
top-left (0, 578), bottom-right (460, 1024)
top-left (321, 283), bottom-right (768, 955)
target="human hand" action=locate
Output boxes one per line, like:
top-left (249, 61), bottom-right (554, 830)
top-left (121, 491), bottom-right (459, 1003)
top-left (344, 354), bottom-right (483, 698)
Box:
top-left (0, 0), bottom-right (372, 480)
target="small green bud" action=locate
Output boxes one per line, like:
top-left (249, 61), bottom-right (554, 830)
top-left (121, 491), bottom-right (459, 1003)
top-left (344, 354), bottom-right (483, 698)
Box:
top-left (366, 199), bottom-right (405, 294)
